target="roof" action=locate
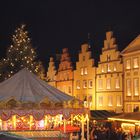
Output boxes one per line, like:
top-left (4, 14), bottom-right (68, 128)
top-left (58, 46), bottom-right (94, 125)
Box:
top-left (108, 112), bottom-right (140, 122)
top-left (121, 35), bottom-right (140, 54)
top-left (0, 68), bottom-right (74, 103)
top-left (90, 110), bottom-right (118, 120)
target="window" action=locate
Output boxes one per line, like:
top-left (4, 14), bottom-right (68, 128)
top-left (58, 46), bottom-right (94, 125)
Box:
top-left (116, 96), bottom-right (122, 106)
top-left (101, 65), bottom-right (104, 73)
top-left (134, 105), bottom-right (139, 112)
top-left (134, 78), bottom-right (139, 96)
top-left (98, 79), bottom-right (103, 89)
top-left (76, 80), bottom-right (80, 89)
top-left (81, 68), bottom-right (84, 75)
top-left (99, 96), bottom-right (103, 106)
top-left (126, 59), bottom-right (131, 69)
top-left (133, 58), bottom-right (139, 68)
top-left (64, 72), bottom-right (68, 80)
top-left (126, 104), bottom-right (132, 112)
top-left (115, 78), bottom-right (120, 89)
top-left (126, 79), bottom-right (131, 96)
top-left (114, 64), bottom-right (117, 71)
top-left (84, 67), bottom-right (88, 75)
top-left (83, 80), bottom-right (87, 88)
top-left (107, 54), bottom-right (111, 61)
top-left (106, 79), bottom-right (111, 89)
top-left (108, 96), bottom-right (113, 106)
top-left (83, 56), bottom-right (85, 61)
top-left (107, 64), bottom-right (111, 72)
top-left (68, 86), bottom-right (71, 94)
top-left (88, 80), bottom-right (93, 88)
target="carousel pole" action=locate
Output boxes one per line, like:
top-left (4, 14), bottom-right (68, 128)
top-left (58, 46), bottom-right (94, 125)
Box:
top-left (12, 115), bottom-right (16, 130)
top-left (44, 115), bottom-right (47, 130)
top-left (29, 115), bottom-right (33, 130)
top-left (81, 115), bottom-right (85, 140)
top-left (0, 119), bottom-right (2, 130)
top-left (64, 118), bottom-right (66, 133)
top-left (86, 114), bottom-right (89, 140)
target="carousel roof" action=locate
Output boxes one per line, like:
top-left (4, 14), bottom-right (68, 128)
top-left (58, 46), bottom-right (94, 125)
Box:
top-left (0, 68), bottom-right (74, 103)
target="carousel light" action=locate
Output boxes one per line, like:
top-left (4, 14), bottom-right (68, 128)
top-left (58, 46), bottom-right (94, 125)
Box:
top-left (39, 120), bottom-right (45, 128)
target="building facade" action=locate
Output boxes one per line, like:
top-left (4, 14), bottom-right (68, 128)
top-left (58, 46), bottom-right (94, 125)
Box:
top-left (74, 44), bottom-right (96, 110)
top-left (56, 48), bottom-right (74, 96)
top-left (46, 57), bottom-right (57, 87)
top-left (121, 35), bottom-right (140, 112)
top-left (96, 31), bottom-right (123, 113)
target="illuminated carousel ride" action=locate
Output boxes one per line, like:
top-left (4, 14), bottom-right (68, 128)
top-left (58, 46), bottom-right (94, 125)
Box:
top-left (0, 68), bottom-right (89, 139)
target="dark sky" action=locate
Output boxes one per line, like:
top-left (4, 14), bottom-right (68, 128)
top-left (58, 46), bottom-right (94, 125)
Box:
top-left (0, 0), bottom-right (140, 68)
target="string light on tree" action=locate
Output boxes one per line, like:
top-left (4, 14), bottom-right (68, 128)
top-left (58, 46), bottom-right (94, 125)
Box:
top-left (0, 24), bottom-right (45, 81)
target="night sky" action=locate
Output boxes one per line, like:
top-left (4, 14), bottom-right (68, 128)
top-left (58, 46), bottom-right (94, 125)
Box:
top-left (0, 0), bottom-right (140, 68)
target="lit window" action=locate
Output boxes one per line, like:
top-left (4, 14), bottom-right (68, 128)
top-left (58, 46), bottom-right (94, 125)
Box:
top-left (88, 80), bottom-right (93, 88)
top-left (98, 79), bottom-right (103, 89)
top-left (116, 96), bottom-right (122, 106)
top-left (81, 68), bottom-right (84, 75)
top-left (83, 80), bottom-right (87, 88)
top-left (99, 96), bottom-right (103, 106)
top-left (126, 59), bottom-right (131, 69)
top-left (107, 54), bottom-right (111, 61)
top-left (114, 64), bottom-right (117, 71)
top-left (76, 80), bottom-right (80, 89)
top-left (133, 58), bottom-right (139, 68)
top-left (108, 96), bottom-right (113, 106)
top-left (106, 79), bottom-right (111, 89)
top-left (101, 65), bottom-right (104, 73)
top-left (134, 78), bottom-right (139, 96)
top-left (126, 104), bottom-right (132, 112)
top-left (84, 67), bottom-right (88, 75)
top-left (126, 79), bottom-right (131, 96)
top-left (115, 78), bottom-right (120, 89)
top-left (107, 64), bottom-right (111, 72)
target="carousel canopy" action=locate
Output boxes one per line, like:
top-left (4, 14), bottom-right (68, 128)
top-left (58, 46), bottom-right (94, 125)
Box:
top-left (0, 68), bottom-right (74, 103)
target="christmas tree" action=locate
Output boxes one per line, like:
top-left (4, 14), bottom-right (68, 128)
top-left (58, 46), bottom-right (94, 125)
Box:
top-left (0, 24), bottom-right (44, 81)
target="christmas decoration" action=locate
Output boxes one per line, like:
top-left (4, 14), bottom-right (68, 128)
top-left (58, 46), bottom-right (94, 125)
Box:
top-left (0, 24), bottom-right (44, 81)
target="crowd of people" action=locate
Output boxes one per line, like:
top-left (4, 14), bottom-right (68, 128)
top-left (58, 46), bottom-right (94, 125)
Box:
top-left (89, 126), bottom-right (129, 140)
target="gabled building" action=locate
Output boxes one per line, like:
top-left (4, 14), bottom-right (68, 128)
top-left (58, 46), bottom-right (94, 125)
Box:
top-left (121, 35), bottom-right (140, 112)
top-left (46, 57), bottom-right (56, 87)
top-left (96, 31), bottom-right (123, 113)
top-left (74, 44), bottom-right (96, 110)
top-left (56, 48), bottom-right (74, 96)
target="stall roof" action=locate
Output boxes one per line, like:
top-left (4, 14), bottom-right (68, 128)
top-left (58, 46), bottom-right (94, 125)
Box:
top-left (90, 110), bottom-right (118, 120)
top-left (108, 112), bottom-right (140, 122)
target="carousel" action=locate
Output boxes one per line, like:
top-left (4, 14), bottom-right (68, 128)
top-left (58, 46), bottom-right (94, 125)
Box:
top-left (0, 68), bottom-right (89, 139)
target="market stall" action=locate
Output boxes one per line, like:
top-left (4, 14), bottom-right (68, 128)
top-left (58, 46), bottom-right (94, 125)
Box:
top-left (108, 112), bottom-right (140, 134)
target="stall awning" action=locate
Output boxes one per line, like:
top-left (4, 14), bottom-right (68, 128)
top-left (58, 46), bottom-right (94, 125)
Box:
top-left (108, 112), bottom-right (140, 123)
top-left (90, 110), bottom-right (118, 120)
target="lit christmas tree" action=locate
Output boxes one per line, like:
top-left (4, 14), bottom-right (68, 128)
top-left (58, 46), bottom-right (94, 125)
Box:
top-left (0, 24), bottom-right (44, 81)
